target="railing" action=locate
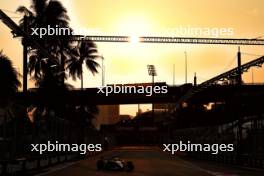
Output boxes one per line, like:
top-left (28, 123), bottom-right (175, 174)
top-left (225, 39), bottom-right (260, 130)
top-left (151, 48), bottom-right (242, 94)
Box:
top-left (188, 152), bottom-right (264, 169)
top-left (0, 152), bottom-right (78, 175)
top-left (0, 150), bottom-right (103, 175)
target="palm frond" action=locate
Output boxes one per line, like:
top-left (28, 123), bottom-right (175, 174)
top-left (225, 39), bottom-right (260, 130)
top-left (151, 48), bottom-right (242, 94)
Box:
top-left (0, 50), bottom-right (21, 94)
top-left (16, 6), bottom-right (34, 16)
top-left (85, 59), bottom-right (100, 75)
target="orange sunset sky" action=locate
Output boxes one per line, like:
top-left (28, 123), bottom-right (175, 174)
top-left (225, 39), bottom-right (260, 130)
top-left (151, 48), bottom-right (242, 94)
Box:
top-left (1, 0), bottom-right (264, 115)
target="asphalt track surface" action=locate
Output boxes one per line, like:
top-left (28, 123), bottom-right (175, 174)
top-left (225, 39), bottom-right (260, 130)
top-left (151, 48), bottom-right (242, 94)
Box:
top-left (38, 146), bottom-right (264, 176)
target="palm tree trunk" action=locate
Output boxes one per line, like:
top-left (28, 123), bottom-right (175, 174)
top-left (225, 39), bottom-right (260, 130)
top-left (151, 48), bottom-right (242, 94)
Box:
top-left (61, 51), bottom-right (65, 87)
top-left (81, 68), bottom-right (83, 90)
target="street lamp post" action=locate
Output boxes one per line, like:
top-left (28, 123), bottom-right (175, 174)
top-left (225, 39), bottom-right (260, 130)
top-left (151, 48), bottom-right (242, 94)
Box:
top-left (173, 64), bottom-right (175, 86)
top-left (184, 51), bottom-right (187, 84)
top-left (147, 65), bottom-right (157, 120)
top-left (101, 55), bottom-right (105, 86)
top-left (251, 67), bottom-right (254, 84)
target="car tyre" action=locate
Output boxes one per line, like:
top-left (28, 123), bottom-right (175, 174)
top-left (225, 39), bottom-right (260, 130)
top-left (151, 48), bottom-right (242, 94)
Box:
top-left (126, 161), bottom-right (134, 172)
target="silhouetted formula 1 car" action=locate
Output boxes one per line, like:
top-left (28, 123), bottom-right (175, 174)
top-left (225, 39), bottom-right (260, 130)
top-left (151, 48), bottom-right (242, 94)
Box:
top-left (97, 157), bottom-right (134, 172)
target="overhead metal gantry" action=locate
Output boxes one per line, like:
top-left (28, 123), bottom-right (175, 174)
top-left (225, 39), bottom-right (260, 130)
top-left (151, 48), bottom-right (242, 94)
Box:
top-left (173, 54), bottom-right (264, 109)
top-left (72, 35), bottom-right (264, 45)
top-left (174, 54), bottom-right (264, 109)
top-left (198, 55), bottom-right (264, 89)
top-left (0, 10), bottom-right (65, 91)
top-left (0, 10), bottom-right (58, 60)
top-left (2, 8), bottom-right (264, 48)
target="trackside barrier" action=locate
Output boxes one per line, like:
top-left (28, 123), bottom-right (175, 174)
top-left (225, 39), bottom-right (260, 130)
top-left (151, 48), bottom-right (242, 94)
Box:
top-left (0, 152), bottom-right (79, 176)
top-left (158, 145), bottom-right (264, 169)
top-left (188, 152), bottom-right (264, 169)
top-left (0, 149), bottom-right (106, 175)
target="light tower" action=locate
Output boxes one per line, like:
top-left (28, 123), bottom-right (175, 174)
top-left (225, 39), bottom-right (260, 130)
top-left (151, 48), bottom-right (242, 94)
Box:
top-left (147, 65), bottom-right (157, 119)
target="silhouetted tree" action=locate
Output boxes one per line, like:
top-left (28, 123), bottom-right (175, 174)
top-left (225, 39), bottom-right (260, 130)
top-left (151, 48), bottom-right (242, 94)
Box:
top-left (0, 51), bottom-right (21, 102)
top-left (16, 0), bottom-right (100, 132)
top-left (66, 40), bottom-right (101, 89)
top-left (0, 51), bottom-right (27, 160)
top-left (66, 40), bottom-right (101, 129)
top-left (17, 0), bottom-right (72, 87)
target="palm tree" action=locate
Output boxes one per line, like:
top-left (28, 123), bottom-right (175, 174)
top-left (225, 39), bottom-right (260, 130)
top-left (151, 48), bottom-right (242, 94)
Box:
top-left (66, 40), bottom-right (101, 134)
top-left (16, 0), bottom-right (101, 136)
top-left (0, 51), bottom-right (22, 159)
top-left (0, 51), bottom-right (21, 100)
top-left (17, 0), bottom-right (102, 90)
top-left (66, 40), bottom-right (101, 89)
top-left (17, 0), bottom-right (72, 87)
top-left (16, 1), bottom-right (75, 146)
